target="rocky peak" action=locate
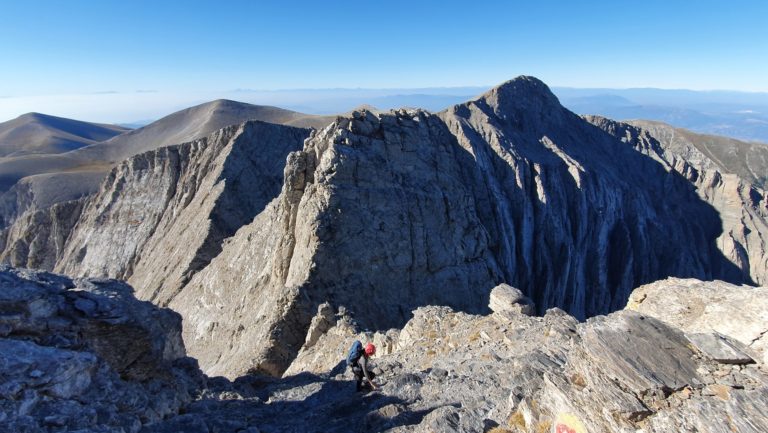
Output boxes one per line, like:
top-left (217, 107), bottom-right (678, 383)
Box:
top-left (3, 76), bottom-right (764, 384)
top-left (456, 75), bottom-right (565, 126)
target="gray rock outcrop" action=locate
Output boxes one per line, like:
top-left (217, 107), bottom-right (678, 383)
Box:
top-left (627, 277), bottom-right (768, 365)
top-left (0, 266), bottom-right (203, 433)
top-left (143, 278), bottom-right (768, 433)
top-left (2, 272), bottom-right (764, 432)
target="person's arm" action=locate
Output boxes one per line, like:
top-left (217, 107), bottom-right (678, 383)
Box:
top-left (360, 356), bottom-right (376, 389)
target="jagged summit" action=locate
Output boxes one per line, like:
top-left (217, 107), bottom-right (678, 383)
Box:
top-left (481, 75), bottom-right (559, 101)
top-left (457, 75), bottom-right (563, 119)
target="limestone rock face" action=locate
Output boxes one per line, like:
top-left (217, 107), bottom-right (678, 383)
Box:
top-left (0, 266), bottom-right (202, 433)
top-left (627, 278), bottom-right (768, 365)
top-left (174, 109), bottom-right (503, 377)
top-left (55, 120), bottom-right (309, 305)
top-left (587, 116), bottom-right (768, 285)
top-left (177, 77), bottom-right (748, 378)
top-left (0, 171), bottom-right (105, 270)
top-left (0, 198), bottom-right (85, 269)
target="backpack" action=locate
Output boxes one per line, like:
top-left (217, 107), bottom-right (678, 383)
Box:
top-left (346, 340), bottom-right (364, 366)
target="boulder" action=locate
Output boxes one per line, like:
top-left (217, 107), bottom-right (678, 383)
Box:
top-left (627, 278), bottom-right (768, 365)
top-left (489, 283), bottom-right (535, 316)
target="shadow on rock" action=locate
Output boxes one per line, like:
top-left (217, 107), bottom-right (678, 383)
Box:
top-left (143, 368), bottom-right (448, 433)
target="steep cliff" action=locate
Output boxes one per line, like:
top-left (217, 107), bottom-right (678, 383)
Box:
top-left (175, 77), bottom-right (748, 378)
top-left (0, 170), bottom-right (102, 271)
top-left (172, 109), bottom-right (503, 377)
top-left (0, 198), bottom-right (85, 269)
top-left (55, 120), bottom-right (310, 304)
top-left (588, 116), bottom-right (768, 284)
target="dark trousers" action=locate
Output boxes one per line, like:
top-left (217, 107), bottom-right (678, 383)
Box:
top-left (350, 364), bottom-right (376, 391)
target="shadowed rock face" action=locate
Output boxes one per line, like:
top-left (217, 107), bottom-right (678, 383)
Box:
top-left (438, 78), bottom-right (746, 315)
top-left (587, 115), bottom-right (768, 285)
top-left (176, 77), bottom-right (749, 378)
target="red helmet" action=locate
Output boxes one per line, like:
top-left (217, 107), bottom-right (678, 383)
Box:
top-left (364, 342), bottom-right (376, 356)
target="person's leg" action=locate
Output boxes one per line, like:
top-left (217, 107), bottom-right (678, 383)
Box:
top-left (351, 365), bottom-right (363, 391)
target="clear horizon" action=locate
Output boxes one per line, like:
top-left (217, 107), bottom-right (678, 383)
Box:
top-left (1, 0), bottom-right (766, 122)
top-left (3, 82), bottom-right (768, 125)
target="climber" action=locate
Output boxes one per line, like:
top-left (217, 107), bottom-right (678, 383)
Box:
top-left (346, 340), bottom-right (377, 392)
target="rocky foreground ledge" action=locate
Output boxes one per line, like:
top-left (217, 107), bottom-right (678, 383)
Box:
top-left (1, 268), bottom-right (767, 433)
top-left (0, 267), bottom-right (204, 433)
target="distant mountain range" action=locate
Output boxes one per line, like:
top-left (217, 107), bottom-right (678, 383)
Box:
top-left (553, 87), bottom-right (768, 144)
top-left (3, 86), bottom-right (766, 143)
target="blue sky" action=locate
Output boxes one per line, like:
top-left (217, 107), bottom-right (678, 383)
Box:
top-left (1, 0), bottom-right (767, 121)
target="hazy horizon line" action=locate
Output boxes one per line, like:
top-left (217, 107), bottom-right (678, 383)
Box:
top-left (4, 84), bottom-right (768, 99)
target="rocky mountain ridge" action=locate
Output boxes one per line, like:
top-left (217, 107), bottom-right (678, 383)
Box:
top-left (2, 267), bottom-right (766, 433)
top-left (0, 76), bottom-right (765, 384)
top-left (0, 100), bottom-right (335, 251)
top-left (172, 77), bottom-right (756, 378)
top-left (55, 120), bottom-right (310, 305)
